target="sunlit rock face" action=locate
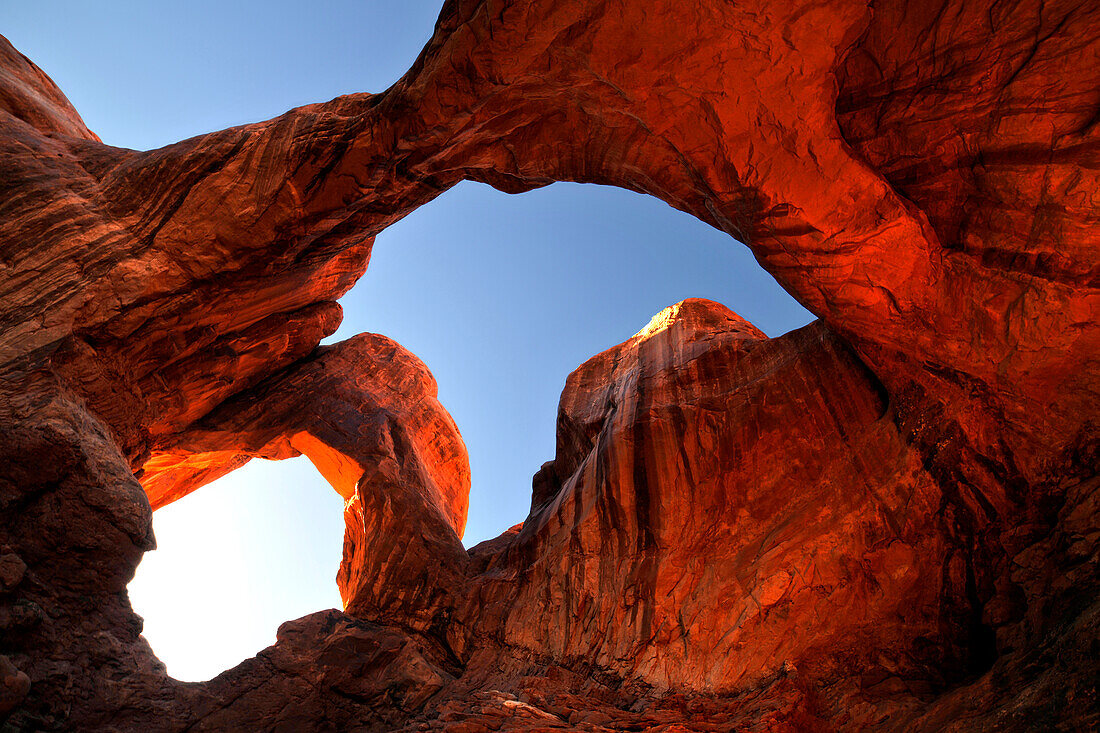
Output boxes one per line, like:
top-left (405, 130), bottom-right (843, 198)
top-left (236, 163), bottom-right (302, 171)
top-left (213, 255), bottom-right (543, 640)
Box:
top-left (461, 300), bottom-right (962, 693)
top-left (138, 333), bottom-right (472, 628)
top-left (1, 0), bottom-right (1098, 729)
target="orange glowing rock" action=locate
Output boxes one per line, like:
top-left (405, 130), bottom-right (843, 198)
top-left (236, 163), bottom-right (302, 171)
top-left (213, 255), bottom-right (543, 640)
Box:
top-left (459, 300), bottom-right (957, 692)
top-left (139, 334), bottom-right (469, 535)
top-left (139, 333), bottom-right (472, 624)
top-left (1, 0), bottom-right (1098, 728)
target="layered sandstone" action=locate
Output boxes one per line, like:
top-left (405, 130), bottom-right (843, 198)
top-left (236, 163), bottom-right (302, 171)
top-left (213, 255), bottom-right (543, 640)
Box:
top-left (1, 0), bottom-right (1097, 730)
top-left (461, 301), bottom-right (962, 693)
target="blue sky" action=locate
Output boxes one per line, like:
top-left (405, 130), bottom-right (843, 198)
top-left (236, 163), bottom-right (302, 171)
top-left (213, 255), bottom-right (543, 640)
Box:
top-left (3, 2), bottom-right (813, 680)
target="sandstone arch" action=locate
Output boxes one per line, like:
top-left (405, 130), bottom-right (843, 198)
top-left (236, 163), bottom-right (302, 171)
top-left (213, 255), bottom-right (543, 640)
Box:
top-left (1, 0), bottom-right (1097, 728)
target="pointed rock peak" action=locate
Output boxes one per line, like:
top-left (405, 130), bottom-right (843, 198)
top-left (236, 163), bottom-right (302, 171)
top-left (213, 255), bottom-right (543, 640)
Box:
top-left (631, 298), bottom-right (767, 343)
top-left (0, 34), bottom-right (100, 141)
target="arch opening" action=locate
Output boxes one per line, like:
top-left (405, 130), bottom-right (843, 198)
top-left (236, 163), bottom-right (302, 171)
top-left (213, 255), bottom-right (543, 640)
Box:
top-left (128, 456), bottom-right (344, 682)
top-left (129, 179), bottom-right (813, 680)
top-left (326, 180), bottom-right (816, 546)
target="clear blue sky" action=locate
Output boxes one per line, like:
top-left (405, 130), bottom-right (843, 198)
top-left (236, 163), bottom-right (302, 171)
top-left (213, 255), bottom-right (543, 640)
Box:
top-left (3, 1), bottom-right (814, 680)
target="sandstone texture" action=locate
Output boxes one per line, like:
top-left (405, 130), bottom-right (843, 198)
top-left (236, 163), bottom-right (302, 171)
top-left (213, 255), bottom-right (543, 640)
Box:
top-left (0, 0), bottom-right (1097, 730)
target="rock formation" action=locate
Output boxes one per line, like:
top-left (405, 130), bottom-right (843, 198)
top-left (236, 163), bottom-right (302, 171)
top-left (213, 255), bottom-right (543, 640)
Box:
top-left (0, 0), bottom-right (1097, 729)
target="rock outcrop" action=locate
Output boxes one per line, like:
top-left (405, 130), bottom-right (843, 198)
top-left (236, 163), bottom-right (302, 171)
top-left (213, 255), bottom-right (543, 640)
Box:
top-left (0, 0), bottom-right (1097, 730)
top-left (462, 301), bottom-right (964, 694)
top-left (139, 332), bottom-right (471, 623)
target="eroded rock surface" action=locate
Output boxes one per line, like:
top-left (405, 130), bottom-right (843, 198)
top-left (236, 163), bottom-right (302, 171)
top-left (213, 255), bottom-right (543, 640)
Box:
top-left (0, 0), bottom-right (1097, 729)
top-left (462, 301), bottom-right (963, 694)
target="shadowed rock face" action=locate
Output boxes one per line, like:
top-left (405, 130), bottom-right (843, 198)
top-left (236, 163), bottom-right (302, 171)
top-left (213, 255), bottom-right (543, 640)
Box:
top-left (0, 0), bottom-right (1097, 729)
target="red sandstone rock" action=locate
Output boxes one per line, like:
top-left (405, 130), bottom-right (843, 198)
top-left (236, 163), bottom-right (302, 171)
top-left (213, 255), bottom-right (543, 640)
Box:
top-left (0, 552), bottom-right (26, 592)
top-left (0, 0), bottom-right (1098, 730)
top-left (141, 333), bottom-right (469, 529)
top-left (0, 37), bottom-right (98, 142)
top-left (458, 300), bottom-right (966, 697)
top-left (0, 655), bottom-right (30, 719)
top-left (142, 333), bottom-right (472, 624)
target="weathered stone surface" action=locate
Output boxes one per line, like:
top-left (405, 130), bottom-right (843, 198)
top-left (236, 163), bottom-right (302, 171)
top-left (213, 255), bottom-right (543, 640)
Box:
top-left (187, 611), bottom-right (460, 732)
top-left (0, 552), bottom-right (25, 592)
top-left (0, 36), bottom-right (98, 142)
top-left (1, 0), bottom-right (1098, 729)
top-left (142, 332), bottom-right (472, 625)
top-left (460, 301), bottom-right (963, 694)
top-left (143, 333), bottom-right (468, 525)
top-left (0, 655), bottom-right (30, 719)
